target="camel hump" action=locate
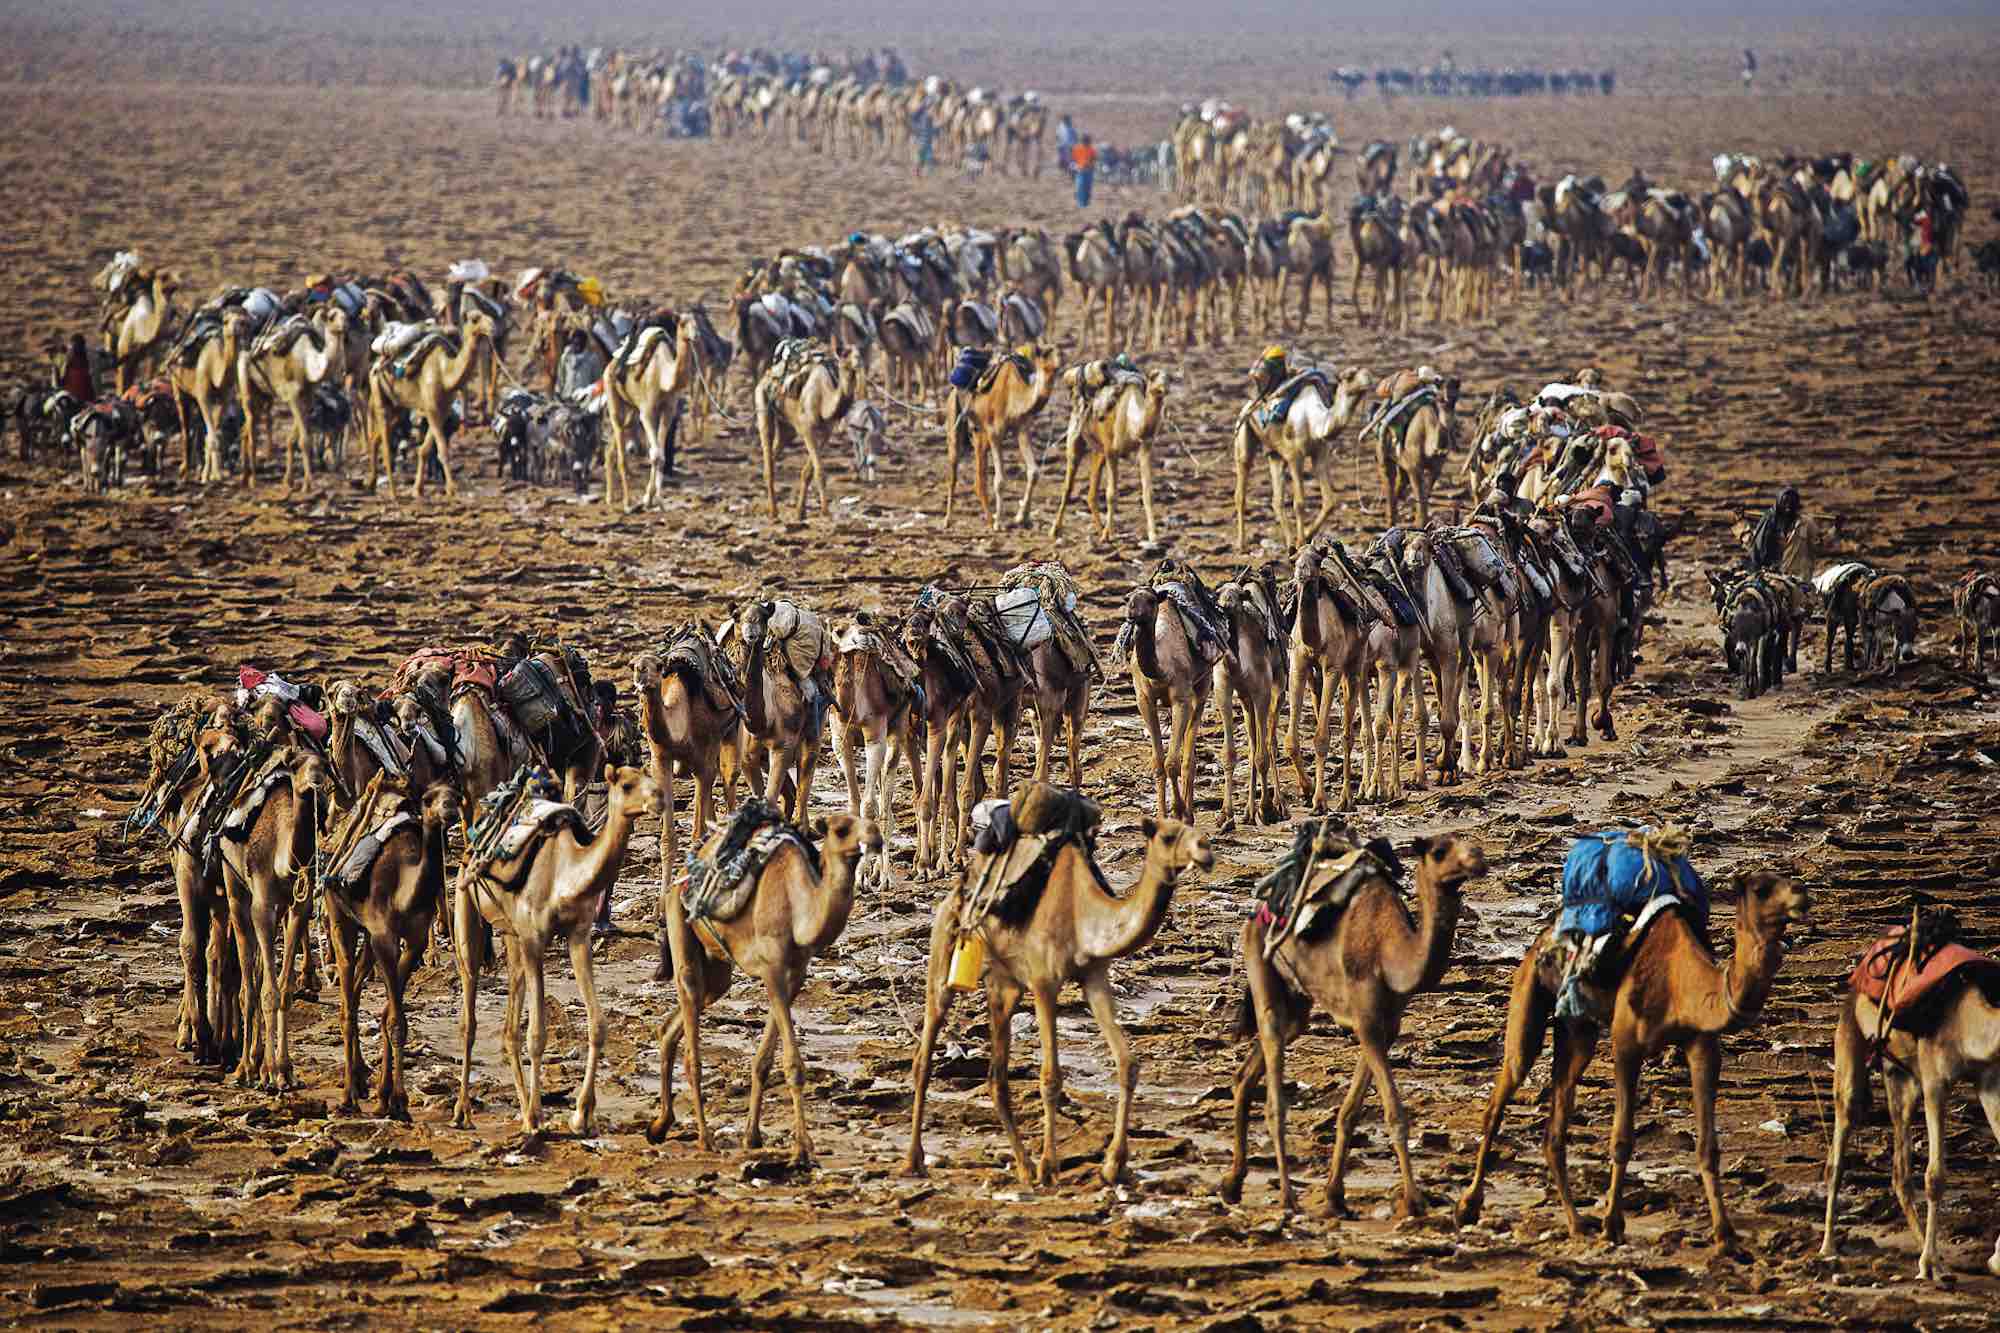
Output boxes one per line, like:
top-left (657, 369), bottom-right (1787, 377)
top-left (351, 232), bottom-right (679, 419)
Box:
top-left (1253, 819), bottom-right (1398, 956)
top-left (683, 799), bottom-right (814, 940)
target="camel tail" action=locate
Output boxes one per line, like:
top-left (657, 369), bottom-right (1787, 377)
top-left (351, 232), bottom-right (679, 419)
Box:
top-left (1831, 994), bottom-right (1871, 1120)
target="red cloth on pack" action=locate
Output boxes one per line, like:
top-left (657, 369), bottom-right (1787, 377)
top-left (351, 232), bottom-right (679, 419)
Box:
top-left (1850, 926), bottom-right (1993, 1013)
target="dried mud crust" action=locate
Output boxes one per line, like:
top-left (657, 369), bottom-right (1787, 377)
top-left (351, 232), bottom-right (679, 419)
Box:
top-left (3, 14), bottom-right (2000, 1331)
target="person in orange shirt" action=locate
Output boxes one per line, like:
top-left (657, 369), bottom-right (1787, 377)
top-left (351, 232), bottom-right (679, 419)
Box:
top-left (1072, 135), bottom-right (1097, 208)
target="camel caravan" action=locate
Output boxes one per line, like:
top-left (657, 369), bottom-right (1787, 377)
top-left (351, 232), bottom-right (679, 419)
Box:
top-left (132, 640), bottom-right (2000, 1280)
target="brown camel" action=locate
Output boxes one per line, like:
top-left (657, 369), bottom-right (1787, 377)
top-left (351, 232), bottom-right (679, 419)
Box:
top-left (1822, 925), bottom-right (2000, 1281)
top-left (1050, 366), bottom-right (1170, 544)
top-left (1376, 377), bottom-right (1457, 527)
top-left (1232, 364), bottom-right (1371, 549)
top-left (171, 307), bottom-right (248, 483)
top-left (1224, 834), bottom-right (1488, 1216)
top-left (634, 645), bottom-right (743, 980)
top-left (219, 746), bottom-right (335, 1091)
top-left (1956, 571), bottom-right (2000, 671)
top-left (158, 720), bottom-right (246, 1066)
top-left (1455, 872), bottom-right (1811, 1247)
top-left (451, 765), bottom-right (661, 1136)
top-left (1066, 227), bottom-right (1124, 352)
top-left (733, 600), bottom-right (826, 822)
top-left (943, 342), bottom-right (1061, 529)
top-left (240, 309), bottom-right (351, 492)
top-left (1121, 585), bottom-right (1220, 822)
top-left (1349, 206), bottom-right (1408, 332)
top-left (1280, 212), bottom-right (1338, 329)
top-left (113, 269), bottom-right (180, 394)
top-left (1287, 545), bottom-right (1378, 813)
top-left (368, 310), bottom-right (495, 498)
top-left (322, 775), bottom-right (461, 1118)
top-left (754, 343), bottom-right (857, 521)
top-left (905, 815), bottom-right (1215, 1184)
top-left (647, 814), bottom-right (883, 1163)
top-left (1213, 568), bottom-right (1289, 829)
top-left (995, 227), bottom-right (1064, 322)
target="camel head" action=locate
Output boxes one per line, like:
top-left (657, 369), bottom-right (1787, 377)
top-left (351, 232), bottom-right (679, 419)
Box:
top-left (810, 812), bottom-right (885, 866)
top-left (193, 725), bottom-right (244, 783)
top-left (1029, 342), bottom-right (1060, 378)
top-left (1733, 871), bottom-right (1810, 935)
top-left (1141, 817), bottom-right (1214, 881)
top-left (319, 305), bottom-right (350, 342)
top-left (1408, 834), bottom-right (1487, 889)
top-left (738, 600), bottom-right (771, 647)
top-left (284, 745), bottom-right (337, 808)
top-left (632, 652), bottom-right (663, 692)
top-left (1123, 586), bottom-right (1161, 626)
top-left (328, 680), bottom-right (372, 718)
top-left (1144, 370), bottom-right (1170, 401)
top-left (462, 309), bottom-right (497, 346)
top-left (1293, 544), bottom-right (1324, 587)
top-left (421, 781), bottom-right (463, 829)
top-left (603, 762), bottom-right (665, 819)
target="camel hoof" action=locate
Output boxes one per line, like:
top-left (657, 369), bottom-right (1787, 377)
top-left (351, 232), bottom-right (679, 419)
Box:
top-left (339, 1096), bottom-right (361, 1117)
top-left (645, 1116), bottom-right (671, 1145)
top-left (1217, 816), bottom-right (1237, 835)
top-left (745, 1129), bottom-right (765, 1150)
top-left (1452, 1195), bottom-right (1483, 1228)
top-left (1218, 1178), bottom-right (1244, 1206)
top-left (570, 1110), bottom-right (592, 1137)
top-left (790, 1149), bottom-right (815, 1170)
top-left (1322, 1193), bottom-right (1353, 1220)
top-left (902, 1156), bottom-right (929, 1179)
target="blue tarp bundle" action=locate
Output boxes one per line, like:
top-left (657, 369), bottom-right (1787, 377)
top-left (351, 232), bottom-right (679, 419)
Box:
top-left (1559, 828), bottom-right (1706, 938)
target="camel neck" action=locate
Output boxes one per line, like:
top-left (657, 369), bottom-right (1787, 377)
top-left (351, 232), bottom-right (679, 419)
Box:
top-left (1079, 844), bottom-right (1180, 961)
top-left (1716, 907), bottom-right (1785, 1032)
top-left (1131, 607), bottom-right (1164, 682)
top-left (1383, 868), bottom-right (1463, 996)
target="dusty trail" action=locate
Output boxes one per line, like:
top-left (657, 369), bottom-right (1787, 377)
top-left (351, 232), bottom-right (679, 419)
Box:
top-left (4, 7), bottom-right (2000, 1328)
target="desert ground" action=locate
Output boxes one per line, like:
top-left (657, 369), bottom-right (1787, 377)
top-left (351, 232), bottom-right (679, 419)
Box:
top-left (2, 3), bottom-right (1999, 1328)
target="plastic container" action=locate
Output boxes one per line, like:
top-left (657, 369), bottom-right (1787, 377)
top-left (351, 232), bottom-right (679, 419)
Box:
top-left (947, 932), bottom-right (986, 992)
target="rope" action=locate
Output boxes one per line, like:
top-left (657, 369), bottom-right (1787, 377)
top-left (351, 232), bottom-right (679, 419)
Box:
top-left (875, 384), bottom-right (937, 415)
top-left (695, 370), bottom-right (743, 425)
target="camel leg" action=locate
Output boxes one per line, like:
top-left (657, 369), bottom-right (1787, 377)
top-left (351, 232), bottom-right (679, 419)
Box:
top-left (1066, 694), bottom-right (1085, 792)
top-left (177, 864), bottom-right (216, 1063)
top-left (1599, 1038), bottom-right (1645, 1245)
top-left (1138, 689), bottom-right (1169, 820)
top-left (986, 976), bottom-right (1034, 1184)
top-left (746, 1009), bottom-right (780, 1150)
top-left (1137, 447), bottom-right (1159, 545)
top-left (1215, 671), bottom-right (1238, 831)
top-left (1361, 1036), bottom-right (1422, 1219)
top-left (1081, 452), bottom-right (1107, 541)
top-left (903, 896), bottom-right (958, 1175)
top-left (328, 908), bottom-right (365, 1113)
top-left (1255, 975), bottom-right (1295, 1216)
top-left (1286, 646), bottom-right (1311, 803)
top-left (1686, 1034), bottom-right (1740, 1250)
top-left (367, 929), bottom-right (407, 1118)
top-left (1916, 1053), bottom-right (1949, 1281)
top-left (1545, 1017), bottom-right (1598, 1240)
top-left (1083, 971), bottom-right (1136, 1185)
top-left (674, 944), bottom-right (714, 1151)
top-left (1029, 981), bottom-right (1064, 1185)
top-left (1012, 427), bottom-right (1042, 529)
top-left (1821, 998), bottom-right (1866, 1257)
top-left (1221, 1035), bottom-right (1264, 1204)
top-left (1049, 440), bottom-right (1084, 539)
top-left (451, 890), bottom-right (481, 1128)
top-left (252, 890), bottom-right (287, 1090)
top-left (1456, 949), bottom-right (1552, 1225)
top-left (837, 722), bottom-right (861, 815)
top-left (520, 948), bottom-right (550, 1135)
top-left (1102, 457), bottom-right (1120, 541)
top-left (1324, 1056), bottom-right (1374, 1217)
top-left (653, 758), bottom-right (679, 983)
top-left (226, 882), bottom-right (261, 1086)
top-left (1310, 666), bottom-right (1335, 811)
top-left (499, 948), bottom-right (529, 1128)
top-left (1885, 1062), bottom-right (1924, 1244)
top-left (769, 976), bottom-right (815, 1166)
top-left (568, 930), bottom-right (605, 1136)
top-left (1979, 1073), bottom-right (2000, 1278)
top-left (1343, 672), bottom-right (1364, 813)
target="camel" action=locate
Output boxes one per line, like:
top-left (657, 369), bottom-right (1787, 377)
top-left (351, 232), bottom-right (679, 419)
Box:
top-left (995, 228), bottom-right (1063, 322)
top-left (157, 720), bottom-right (247, 1066)
top-left (831, 619), bottom-right (918, 891)
top-left (1349, 204), bottom-right (1409, 332)
top-left (1634, 193), bottom-right (1695, 299)
top-left (646, 813), bottom-right (882, 1162)
top-left (171, 307), bottom-right (249, 483)
top-left (734, 600), bottom-right (826, 823)
top-left (1395, 528), bottom-right (1508, 784)
top-left (607, 314), bottom-right (696, 510)
top-left (323, 776), bottom-right (460, 1118)
top-left (875, 301), bottom-right (938, 411)
top-left (1281, 213), bottom-right (1338, 329)
top-left (1455, 872), bottom-right (1811, 1247)
top-left (1355, 142), bottom-right (1397, 195)
top-left (1757, 176), bottom-right (1822, 300)
top-left (754, 343), bottom-right (856, 521)
top-left (1702, 190), bottom-right (1753, 299)
top-left (1376, 378), bottom-right (1458, 528)
top-left (1224, 834), bottom-right (1488, 1216)
top-left (1535, 512), bottom-right (1622, 754)
top-left (219, 746), bottom-right (335, 1091)
top-left (1012, 614), bottom-right (1093, 798)
top-left (1213, 568), bottom-right (1288, 829)
top-left (1121, 585), bottom-right (1220, 822)
top-left (368, 310), bottom-right (495, 498)
top-left (898, 598), bottom-right (1019, 878)
top-left (1822, 924), bottom-right (2000, 1280)
top-left (1066, 228), bottom-right (1124, 352)
top-left (113, 269), bottom-right (180, 394)
top-left (943, 343), bottom-right (1060, 530)
top-left (1050, 367), bottom-right (1170, 545)
top-left (240, 309), bottom-right (350, 492)
top-left (905, 816), bottom-right (1215, 1184)
top-left (1232, 365), bottom-right (1371, 549)
top-left (1956, 571), bottom-right (2000, 671)
top-left (1287, 546), bottom-right (1379, 813)
top-left (452, 765), bottom-right (661, 1135)
top-left (634, 646), bottom-right (742, 979)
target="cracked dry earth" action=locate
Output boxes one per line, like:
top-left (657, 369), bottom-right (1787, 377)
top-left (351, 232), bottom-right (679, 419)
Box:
top-left (4, 8), bottom-right (2000, 1330)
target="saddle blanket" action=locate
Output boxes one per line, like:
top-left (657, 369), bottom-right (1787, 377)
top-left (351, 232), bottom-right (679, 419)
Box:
top-left (1850, 927), bottom-right (2000, 1027)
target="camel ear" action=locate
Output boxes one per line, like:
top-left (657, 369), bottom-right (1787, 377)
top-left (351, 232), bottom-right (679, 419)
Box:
top-left (603, 763), bottom-right (615, 784)
top-left (811, 815), bottom-right (829, 837)
top-left (1408, 834), bottom-right (1433, 858)
top-left (1140, 816), bottom-right (1158, 842)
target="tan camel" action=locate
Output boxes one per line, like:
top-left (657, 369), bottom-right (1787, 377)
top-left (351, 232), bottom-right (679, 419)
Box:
top-left (113, 269), bottom-right (180, 394)
top-left (1349, 206), bottom-right (1408, 332)
top-left (943, 343), bottom-right (1060, 529)
top-left (1455, 873), bottom-right (1811, 1246)
top-left (172, 307), bottom-right (249, 483)
top-left (1821, 918), bottom-right (2000, 1280)
top-left (647, 814), bottom-right (882, 1162)
top-left (322, 775), bottom-right (461, 1118)
top-left (1224, 834), bottom-right (1488, 1215)
top-left (1121, 585), bottom-right (1220, 821)
top-left (157, 719), bottom-right (246, 1066)
top-left (1232, 365), bottom-right (1371, 549)
top-left (905, 815), bottom-right (1215, 1184)
top-left (607, 315), bottom-right (696, 511)
top-left (241, 309), bottom-right (350, 492)
top-left (1050, 367), bottom-right (1170, 544)
top-left (1280, 213), bottom-right (1338, 329)
top-left (633, 646), bottom-right (743, 980)
top-left (367, 310), bottom-right (495, 498)
top-left (754, 344), bottom-right (856, 521)
top-left (831, 620), bottom-right (918, 892)
top-left (1067, 228), bottom-right (1124, 352)
top-left (1214, 568), bottom-right (1288, 830)
top-left (899, 598), bottom-right (1021, 878)
top-left (452, 765), bottom-right (661, 1136)
top-left (734, 600), bottom-right (826, 822)
top-left (219, 746), bottom-right (335, 1091)
top-left (1376, 381), bottom-right (1457, 527)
